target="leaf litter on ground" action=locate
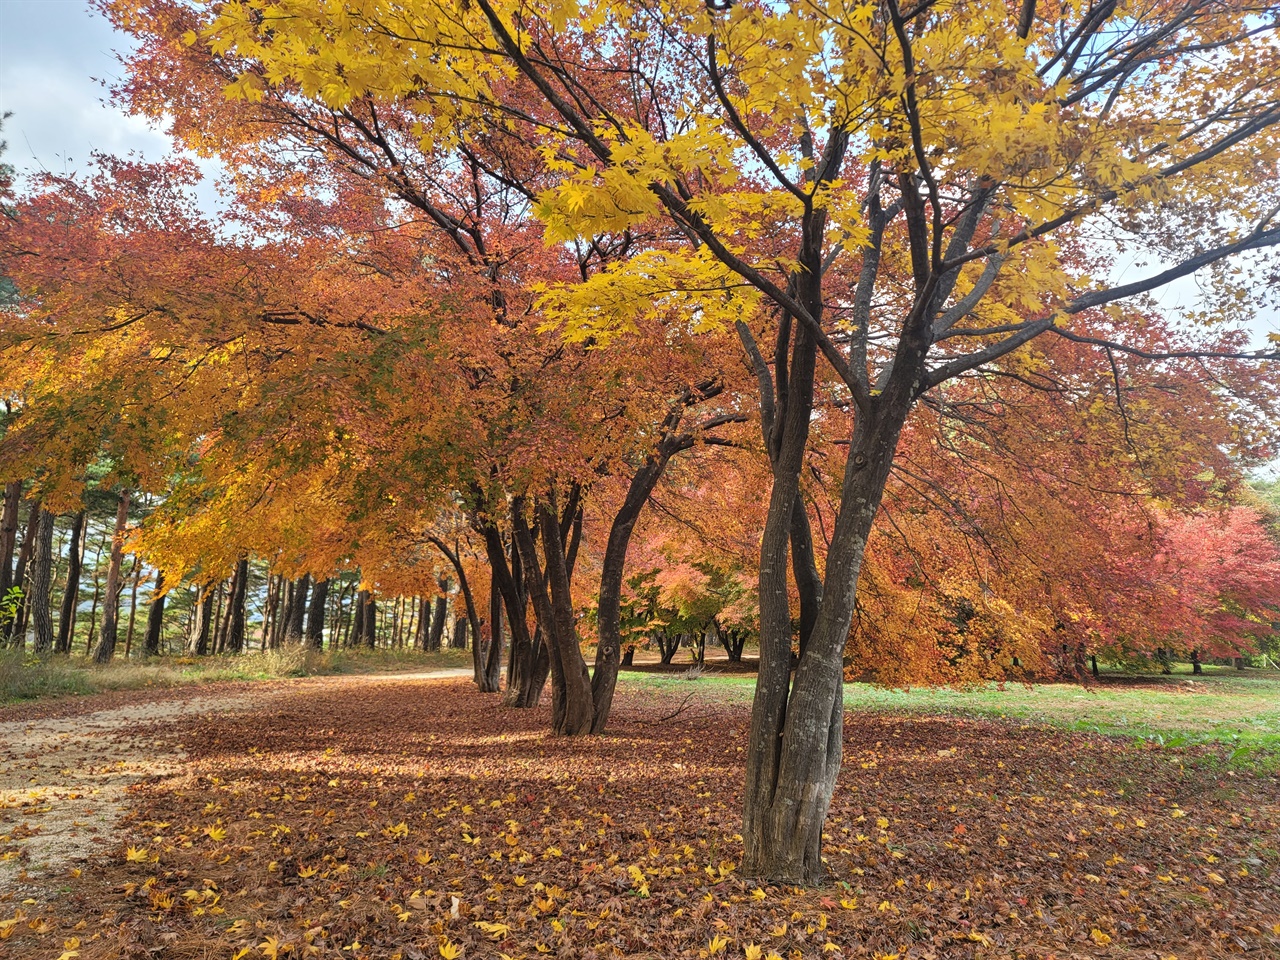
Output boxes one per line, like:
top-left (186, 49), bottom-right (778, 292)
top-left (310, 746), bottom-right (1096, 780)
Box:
top-left (1, 676), bottom-right (1277, 959)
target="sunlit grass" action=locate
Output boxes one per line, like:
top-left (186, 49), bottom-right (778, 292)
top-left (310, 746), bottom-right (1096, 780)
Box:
top-left (0, 646), bottom-right (473, 705)
top-left (621, 665), bottom-right (1280, 760)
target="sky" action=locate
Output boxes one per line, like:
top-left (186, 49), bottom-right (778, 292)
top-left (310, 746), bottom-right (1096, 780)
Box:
top-left (1, 0), bottom-right (1276, 355)
top-left (0, 1), bottom-right (172, 174)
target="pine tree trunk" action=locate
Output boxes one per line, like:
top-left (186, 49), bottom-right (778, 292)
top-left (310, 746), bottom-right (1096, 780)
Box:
top-left (91, 490), bottom-right (131, 664)
top-left (306, 577), bottom-right (329, 649)
top-left (0, 480), bottom-right (22, 601)
top-left (85, 527), bottom-right (107, 652)
top-left (228, 557), bottom-right (250, 653)
top-left (352, 587), bottom-right (367, 647)
top-left (123, 555), bottom-right (143, 657)
top-left (29, 509), bottom-right (56, 655)
top-left (214, 572), bottom-right (234, 654)
top-left (415, 594), bottom-right (429, 649)
top-left (287, 573), bottom-right (309, 642)
top-left (262, 574), bottom-right (280, 649)
top-left (55, 510), bottom-right (86, 654)
top-left (191, 587), bottom-right (214, 655)
top-left (6, 502), bottom-right (40, 646)
top-left (335, 581), bottom-right (353, 647)
top-left (427, 577), bottom-right (447, 651)
top-left (143, 571), bottom-right (166, 657)
top-left (362, 591), bottom-right (376, 648)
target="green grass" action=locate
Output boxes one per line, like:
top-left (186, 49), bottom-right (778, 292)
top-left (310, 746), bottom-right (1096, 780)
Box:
top-left (0, 646), bottom-right (473, 706)
top-left (621, 665), bottom-right (1280, 761)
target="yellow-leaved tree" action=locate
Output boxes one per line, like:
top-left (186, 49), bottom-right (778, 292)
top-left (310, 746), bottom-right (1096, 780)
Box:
top-left (173, 0), bottom-right (1280, 880)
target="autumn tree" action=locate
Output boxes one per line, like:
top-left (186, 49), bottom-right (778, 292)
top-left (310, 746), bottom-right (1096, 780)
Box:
top-left (178, 0), bottom-right (1280, 879)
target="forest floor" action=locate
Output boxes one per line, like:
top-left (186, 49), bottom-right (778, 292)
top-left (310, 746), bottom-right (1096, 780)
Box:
top-left (2, 673), bottom-right (1278, 960)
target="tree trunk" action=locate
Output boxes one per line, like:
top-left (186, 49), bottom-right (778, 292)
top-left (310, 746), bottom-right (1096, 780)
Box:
top-left (335, 581), bottom-right (353, 647)
top-left (427, 575), bottom-right (447, 651)
top-left (428, 538), bottom-right (484, 672)
top-left (364, 592), bottom-right (377, 647)
top-left (284, 573), bottom-right (309, 642)
top-left (742, 313), bottom-right (919, 882)
top-left (414, 594), bottom-right (428, 649)
top-left (483, 570), bottom-right (503, 692)
top-left (29, 509), bottom-right (56, 655)
top-left (143, 571), bottom-right (166, 657)
top-left (123, 555), bottom-right (143, 658)
top-left (91, 489), bottom-right (131, 664)
top-left (352, 587), bottom-right (366, 646)
top-left (214, 570), bottom-right (234, 654)
top-left (591, 455), bottom-right (668, 731)
top-left (55, 510), bottom-right (86, 654)
top-left (0, 480), bottom-right (22, 601)
top-left (481, 522), bottom-right (545, 707)
top-left (276, 577), bottom-right (294, 646)
top-left (84, 526), bottom-right (107, 652)
top-left (514, 494), bottom-right (594, 736)
top-left (355, 589), bottom-right (376, 648)
top-left (7, 502), bottom-right (40, 646)
top-left (227, 557), bottom-right (250, 653)
top-left (1192, 649), bottom-right (1202, 675)
top-left (262, 574), bottom-right (281, 649)
top-left (190, 586), bottom-right (214, 655)
top-left (306, 577), bottom-right (329, 649)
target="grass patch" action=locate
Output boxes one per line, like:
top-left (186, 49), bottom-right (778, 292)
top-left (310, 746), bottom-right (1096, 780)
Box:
top-left (0, 646), bottom-right (472, 706)
top-left (621, 666), bottom-right (1280, 763)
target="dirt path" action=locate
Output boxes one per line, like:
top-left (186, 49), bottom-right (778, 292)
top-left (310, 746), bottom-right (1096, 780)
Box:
top-left (0, 668), bottom-right (473, 888)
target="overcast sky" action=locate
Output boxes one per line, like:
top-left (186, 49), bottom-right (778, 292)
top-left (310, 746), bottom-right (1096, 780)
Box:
top-left (0, 1), bottom-right (174, 174)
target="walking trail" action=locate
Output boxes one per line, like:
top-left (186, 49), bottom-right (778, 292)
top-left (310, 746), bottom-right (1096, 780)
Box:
top-left (0, 668), bottom-right (472, 889)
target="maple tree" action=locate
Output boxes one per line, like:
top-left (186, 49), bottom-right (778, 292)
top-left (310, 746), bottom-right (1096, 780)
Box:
top-left (162, 0), bottom-right (1280, 880)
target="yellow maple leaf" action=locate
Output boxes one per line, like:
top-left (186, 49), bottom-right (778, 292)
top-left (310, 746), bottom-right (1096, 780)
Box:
top-left (708, 934), bottom-right (730, 954)
top-left (744, 945), bottom-right (763, 960)
top-left (125, 846), bottom-right (149, 862)
top-left (204, 825), bottom-right (227, 841)
top-left (1090, 928), bottom-right (1112, 945)
top-left (439, 938), bottom-right (462, 960)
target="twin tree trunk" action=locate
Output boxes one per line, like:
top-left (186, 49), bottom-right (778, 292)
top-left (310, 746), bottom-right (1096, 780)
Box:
top-left (741, 315), bottom-right (923, 882)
